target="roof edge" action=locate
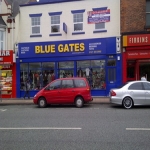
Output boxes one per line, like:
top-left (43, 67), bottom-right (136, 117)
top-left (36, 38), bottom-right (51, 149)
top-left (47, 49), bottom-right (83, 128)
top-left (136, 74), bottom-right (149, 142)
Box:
top-left (20, 0), bottom-right (82, 7)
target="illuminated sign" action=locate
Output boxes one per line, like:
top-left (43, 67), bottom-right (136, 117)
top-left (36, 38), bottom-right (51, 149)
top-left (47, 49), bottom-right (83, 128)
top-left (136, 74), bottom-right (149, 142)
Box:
top-left (0, 50), bottom-right (13, 64)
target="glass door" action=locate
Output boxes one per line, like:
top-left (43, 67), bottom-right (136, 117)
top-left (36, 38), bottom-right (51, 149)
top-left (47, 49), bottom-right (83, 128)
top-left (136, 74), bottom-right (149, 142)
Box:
top-left (127, 61), bottom-right (136, 81)
top-left (139, 60), bottom-right (150, 81)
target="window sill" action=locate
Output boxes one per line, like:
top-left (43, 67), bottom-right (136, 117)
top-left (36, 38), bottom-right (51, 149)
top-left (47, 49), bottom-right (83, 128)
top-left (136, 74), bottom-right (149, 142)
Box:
top-left (30, 34), bottom-right (42, 37)
top-left (49, 33), bottom-right (62, 36)
top-left (72, 32), bottom-right (85, 35)
top-left (93, 30), bottom-right (107, 33)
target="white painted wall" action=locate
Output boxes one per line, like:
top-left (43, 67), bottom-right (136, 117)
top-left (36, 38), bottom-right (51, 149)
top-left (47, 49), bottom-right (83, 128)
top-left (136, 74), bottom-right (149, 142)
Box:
top-left (18, 0), bottom-right (120, 43)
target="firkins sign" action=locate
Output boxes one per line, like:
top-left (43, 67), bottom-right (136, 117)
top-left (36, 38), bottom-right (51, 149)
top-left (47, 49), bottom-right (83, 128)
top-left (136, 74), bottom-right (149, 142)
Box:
top-left (123, 34), bottom-right (150, 47)
top-left (0, 50), bottom-right (13, 64)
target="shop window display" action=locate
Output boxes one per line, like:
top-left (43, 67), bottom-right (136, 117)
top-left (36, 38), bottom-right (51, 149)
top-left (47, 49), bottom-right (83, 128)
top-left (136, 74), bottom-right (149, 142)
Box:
top-left (77, 60), bottom-right (106, 89)
top-left (20, 62), bottom-right (55, 90)
top-left (58, 61), bottom-right (74, 78)
top-left (0, 70), bottom-right (12, 95)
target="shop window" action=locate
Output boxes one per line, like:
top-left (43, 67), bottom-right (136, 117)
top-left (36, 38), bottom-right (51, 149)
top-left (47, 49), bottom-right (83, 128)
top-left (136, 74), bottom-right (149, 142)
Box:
top-left (42, 62), bottom-right (55, 86)
top-left (29, 63), bottom-right (42, 90)
top-left (51, 15), bottom-right (60, 33)
top-left (0, 70), bottom-right (12, 95)
top-left (77, 60), bottom-right (106, 90)
top-left (73, 13), bottom-right (83, 31)
top-left (58, 61), bottom-right (74, 78)
top-left (0, 29), bottom-right (5, 50)
top-left (146, 0), bottom-right (150, 27)
top-left (20, 63), bottom-right (28, 90)
top-left (31, 17), bottom-right (41, 34)
top-left (107, 59), bottom-right (116, 66)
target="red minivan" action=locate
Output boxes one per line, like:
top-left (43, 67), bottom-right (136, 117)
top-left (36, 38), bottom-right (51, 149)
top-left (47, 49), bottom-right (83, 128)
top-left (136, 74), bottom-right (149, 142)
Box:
top-left (33, 77), bottom-right (93, 108)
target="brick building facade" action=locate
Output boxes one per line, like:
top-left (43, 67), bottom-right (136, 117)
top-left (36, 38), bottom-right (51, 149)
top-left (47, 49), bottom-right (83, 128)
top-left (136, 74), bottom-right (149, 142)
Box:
top-left (121, 0), bottom-right (146, 33)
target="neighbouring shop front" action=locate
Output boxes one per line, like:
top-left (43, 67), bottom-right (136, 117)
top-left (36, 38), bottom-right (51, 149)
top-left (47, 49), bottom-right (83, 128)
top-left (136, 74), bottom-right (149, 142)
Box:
top-left (122, 33), bottom-right (150, 83)
top-left (16, 37), bottom-right (122, 98)
top-left (0, 50), bottom-right (16, 98)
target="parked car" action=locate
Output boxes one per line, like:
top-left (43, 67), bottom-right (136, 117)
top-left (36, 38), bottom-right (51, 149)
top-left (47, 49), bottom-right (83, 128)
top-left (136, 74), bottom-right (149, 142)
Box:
top-left (33, 77), bottom-right (93, 108)
top-left (110, 81), bottom-right (150, 109)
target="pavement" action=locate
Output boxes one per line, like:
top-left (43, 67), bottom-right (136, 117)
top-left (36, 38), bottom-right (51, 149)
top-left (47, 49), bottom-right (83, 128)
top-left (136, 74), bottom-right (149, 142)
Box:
top-left (0, 97), bottom-right (110, 105)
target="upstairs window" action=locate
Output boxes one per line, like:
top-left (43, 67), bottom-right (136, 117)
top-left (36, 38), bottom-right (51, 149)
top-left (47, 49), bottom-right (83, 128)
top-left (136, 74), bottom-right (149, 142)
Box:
top-left (71, 9), bottom-right (85, 32)
top-left (0, 1), bottom-right (1, 14)
top-left (95, 22), bottom-right (105, 30)
top-left (51, 15), bottom-right (60, 33)
top-left (146, 0), bottom-right (150, 26)
top-left (73, 13), bottom-right (83, 31)
top-left (0, 30), bottom-right (5, 50)
top-left (29, 13), bottom-right (42, 35)
top-left (31, 17), bottom-right (40, 34)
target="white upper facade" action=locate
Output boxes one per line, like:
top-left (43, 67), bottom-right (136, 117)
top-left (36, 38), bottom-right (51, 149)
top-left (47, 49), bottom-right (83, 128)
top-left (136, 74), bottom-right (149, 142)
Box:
top-left (19, 0), bottom-right (120, 43)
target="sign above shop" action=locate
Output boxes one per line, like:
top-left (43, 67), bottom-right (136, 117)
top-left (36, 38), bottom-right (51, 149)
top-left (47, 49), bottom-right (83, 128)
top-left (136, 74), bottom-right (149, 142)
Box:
top-left (18, 37), bottom-right (116, 58)
top-left (0, 50), bottom-right (13, 65)
top-left (123, 34), bottom-right (150, 47)
top-left (87, 9), bottom-right (110, 24)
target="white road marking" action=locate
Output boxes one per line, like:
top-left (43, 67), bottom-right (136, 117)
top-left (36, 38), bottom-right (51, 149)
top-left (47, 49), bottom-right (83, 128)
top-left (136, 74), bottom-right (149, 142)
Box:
top-left (0, 127), bottom-right (82, 130)
top-left (0, 109), bottom-right (7, 112)
top-left (126, 128), bottom-right (150, 131)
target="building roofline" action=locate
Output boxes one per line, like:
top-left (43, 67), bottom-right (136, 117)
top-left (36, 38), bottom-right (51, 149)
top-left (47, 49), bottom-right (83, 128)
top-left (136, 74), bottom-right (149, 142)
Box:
top-left (20, 0), bottom-right (82, 7)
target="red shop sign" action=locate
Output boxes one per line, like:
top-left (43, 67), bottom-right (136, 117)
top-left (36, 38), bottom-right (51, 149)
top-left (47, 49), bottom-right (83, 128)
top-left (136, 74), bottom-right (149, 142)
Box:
top-left (0, 50), bottom-right (13, 64)
top-left (123, 34), bottom-right (150, 47)
top-left (127, 51), bottom-right (150, 59)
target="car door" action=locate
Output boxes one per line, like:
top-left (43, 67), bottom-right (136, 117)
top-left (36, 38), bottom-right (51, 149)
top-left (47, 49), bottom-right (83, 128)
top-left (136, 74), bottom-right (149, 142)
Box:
top-left (128, 82), bottom-right (146, 105)
top-left (59, 79), bottom-right (75, 103)
top-left (142, 82), bottom-right (150, 105)
top-left (43, 80), bottom-right (61, 103)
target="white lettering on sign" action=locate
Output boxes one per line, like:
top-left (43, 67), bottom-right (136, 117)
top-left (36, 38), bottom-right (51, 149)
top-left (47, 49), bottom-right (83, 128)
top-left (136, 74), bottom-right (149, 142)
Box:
top-left (0, 51), bottom-right (10, 56)
top-left (129, 37), bottom-right (148, 44)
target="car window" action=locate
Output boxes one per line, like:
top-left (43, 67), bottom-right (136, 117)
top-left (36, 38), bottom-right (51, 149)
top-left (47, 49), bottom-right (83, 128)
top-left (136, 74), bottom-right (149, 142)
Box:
top-left (128, 82), bottom-right (143, 90)
top-left (74, 79), bottom-right (86, 87)
top-left (46, 80), bottom-right (61, 90)
top-left (143, 82), bottom-right (150, 90)
top-left (62, 79), bottom-right (74, 88)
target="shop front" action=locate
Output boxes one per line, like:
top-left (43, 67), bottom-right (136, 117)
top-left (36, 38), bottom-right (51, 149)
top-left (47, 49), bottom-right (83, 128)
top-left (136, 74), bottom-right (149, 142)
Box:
top-left (16, 37), bottom-right (122, 98)
top-left (122, 33), bottom-right (150, 83)
top-left (0, 50), bottom-right (16, 98)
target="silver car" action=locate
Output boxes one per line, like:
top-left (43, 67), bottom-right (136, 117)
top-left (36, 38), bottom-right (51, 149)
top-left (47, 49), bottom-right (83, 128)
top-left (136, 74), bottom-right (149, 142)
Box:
top-left (110, 81), bottom-right (150, 109)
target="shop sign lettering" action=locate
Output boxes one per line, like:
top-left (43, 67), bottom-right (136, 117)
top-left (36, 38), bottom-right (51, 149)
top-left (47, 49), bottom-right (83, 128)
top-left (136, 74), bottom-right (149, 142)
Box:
top-left (0, 51), bottom-right (10, 56)
top-left (35, 43), bottom-right (85, 54)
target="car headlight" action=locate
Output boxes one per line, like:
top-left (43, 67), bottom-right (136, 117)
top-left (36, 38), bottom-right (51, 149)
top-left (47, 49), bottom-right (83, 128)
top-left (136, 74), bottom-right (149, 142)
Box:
top-left (34, 94), bottom-right (36, 98)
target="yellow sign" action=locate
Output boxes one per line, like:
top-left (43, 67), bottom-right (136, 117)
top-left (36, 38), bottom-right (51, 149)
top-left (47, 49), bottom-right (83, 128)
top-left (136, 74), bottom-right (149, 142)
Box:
top-left (0, 66), bottom-right (2, 70)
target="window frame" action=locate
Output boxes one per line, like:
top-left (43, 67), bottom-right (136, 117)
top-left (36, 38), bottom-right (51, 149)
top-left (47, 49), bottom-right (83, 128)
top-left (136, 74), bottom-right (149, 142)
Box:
top-left (31, 17), bottom-right (41, 35)
top-left (95, 22), bottom-right (105, 30)
top-left (146, 0), bottom-right (150, 26)
top-left (0, 29), bottom-right (5, 50)
top-left (73, 13), bottom-right (83, 32)
top-left (50, 15), bottom-right (60, 33)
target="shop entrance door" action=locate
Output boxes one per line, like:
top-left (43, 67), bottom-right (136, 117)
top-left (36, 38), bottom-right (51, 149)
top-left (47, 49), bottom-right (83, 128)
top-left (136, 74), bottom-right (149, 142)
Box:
top-left (139, 60), bottom-right (150, 81)
top-left (127, 61), bottom-right (136, 81)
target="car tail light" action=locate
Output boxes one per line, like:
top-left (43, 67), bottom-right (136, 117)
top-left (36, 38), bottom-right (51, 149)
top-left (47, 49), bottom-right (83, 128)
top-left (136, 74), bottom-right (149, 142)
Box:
top-left (110, 90), bottom-right (116, 96)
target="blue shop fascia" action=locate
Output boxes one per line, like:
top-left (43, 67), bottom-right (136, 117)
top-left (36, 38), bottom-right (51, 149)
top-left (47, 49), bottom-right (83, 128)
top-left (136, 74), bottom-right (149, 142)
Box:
top-left (16, 37), bottom-right (122, 98)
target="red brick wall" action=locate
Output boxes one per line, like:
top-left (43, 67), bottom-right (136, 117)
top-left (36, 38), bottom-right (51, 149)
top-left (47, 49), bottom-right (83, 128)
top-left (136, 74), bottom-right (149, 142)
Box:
top-left (121, 0), bottom-right (146, 33)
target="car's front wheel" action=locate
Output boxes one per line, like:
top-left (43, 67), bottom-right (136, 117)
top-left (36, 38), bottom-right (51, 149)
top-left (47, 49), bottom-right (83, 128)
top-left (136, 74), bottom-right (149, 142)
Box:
top-left (123, 97), bottom-right (133, 109)
top-left (38, 97), bottom-right (47, 108)
top-left (75, 96), bottom-right (84, 108)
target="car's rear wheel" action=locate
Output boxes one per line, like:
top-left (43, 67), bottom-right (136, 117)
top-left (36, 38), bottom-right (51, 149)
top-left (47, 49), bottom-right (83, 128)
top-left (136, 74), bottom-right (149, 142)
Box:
top-left (75, 96), bottom-right (84, 108)
top-left (38, 97), bottom-right (47, 108)
top-left (123, 97), bottom-right (133, 109)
